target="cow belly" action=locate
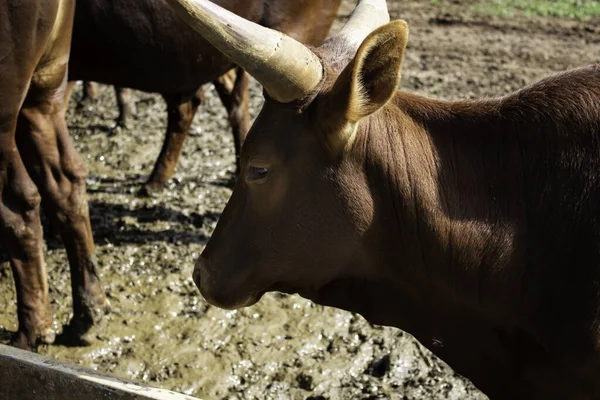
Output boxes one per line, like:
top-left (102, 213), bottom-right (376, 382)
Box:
top-left (68, 50), bottom-right (235, 94)
top-left (67, 0), bottom-right (238, 94)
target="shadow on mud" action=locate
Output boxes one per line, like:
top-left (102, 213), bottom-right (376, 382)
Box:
top-left (89, 200), bottom-right (213, 246)
top-left (86, 174), bottom-right (150, 195)
top-left (1, 177), bottom-right (215, 264)
top-left (34, 204), bottom-right (215, 252)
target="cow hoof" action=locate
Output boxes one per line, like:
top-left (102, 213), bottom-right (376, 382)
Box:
top-left (137, 183), bottom-right (163, 198)
top-left (40, 326), bottom-right (56, 345)
top-left (75, 97), bottom-right (96, 113)
top-left (60, 302), bottom-right (109, 346)
top-left (10, 332), bottom-right (36, 352)
top-left (57, 324), bottom-right (92, 347)
top-left (108, 124), bottom-right (123, 137)
top-left (10, 324), bottom-right (55, 351)
top-left (10, 329), bottom-right (54, 352)
top-left (114, 117), bottom-right (132, 130)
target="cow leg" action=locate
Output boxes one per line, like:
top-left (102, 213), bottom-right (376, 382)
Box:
top-left (82, 81), bottom-right (98, 101)
top-left (64, 81), bottom-right (98, 114)
top-left (17, 88), bottom-right (108, 342)
top-left (141, 89), bottom-right (203, 196)
top-left (0, 107), bottom-right (53, 351)
top-left (75, 82), bottom-right (98, 109)
top-left (213, 67), bottom-right (250, 173)
top-left (0, 0), bottom-right (66, 351)
top-left (114, 87), bottom-right (135, 130)
top-left (0, 133), bottom-right (54, 350)
top-left (16, 10), bottom-right (107, 341)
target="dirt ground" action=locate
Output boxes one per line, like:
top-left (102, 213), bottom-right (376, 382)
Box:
top-left (1, 0), bottom-right (598, 399)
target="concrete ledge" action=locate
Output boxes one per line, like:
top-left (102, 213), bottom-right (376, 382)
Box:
top-left (0, 344), bottom-right (199, 400)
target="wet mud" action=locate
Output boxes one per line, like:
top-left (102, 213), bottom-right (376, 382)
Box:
top-left (1, 1), bottom-right (598, 398)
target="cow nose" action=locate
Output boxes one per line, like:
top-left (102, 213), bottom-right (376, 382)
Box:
top-left (192, 254), bottom-right (259, 309)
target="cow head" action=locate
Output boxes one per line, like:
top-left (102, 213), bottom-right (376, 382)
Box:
top-left (168, 0), bottom-right (408, 309)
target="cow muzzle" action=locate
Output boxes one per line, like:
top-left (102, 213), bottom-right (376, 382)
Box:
top-left (193, 255), bottom-right (259, 310)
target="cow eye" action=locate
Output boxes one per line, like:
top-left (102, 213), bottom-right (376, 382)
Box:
top-left (248, 166), bottom-right (269, 181)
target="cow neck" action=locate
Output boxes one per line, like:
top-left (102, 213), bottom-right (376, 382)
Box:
top-left (351, 92), bottom-right (524, 325)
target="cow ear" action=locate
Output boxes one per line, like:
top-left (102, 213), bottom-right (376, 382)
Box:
top-left (346, 20), bottom-right (408, 121)
top-left (321, 20), bottom-right (408, 151)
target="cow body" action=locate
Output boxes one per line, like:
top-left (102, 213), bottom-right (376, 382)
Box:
top-left (165, 0), bottom-right (600, 397)
top-left (310, 66), bottom-right (600, 399)
top-left (1, 0), bottom-right (106, 350)
top-left (67, 0), bottom-right (341, 193)
top-left (206, 62), bottom-right (600, 398)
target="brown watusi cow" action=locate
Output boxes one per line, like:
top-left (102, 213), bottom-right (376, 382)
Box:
top-left (66, 0), bottom-right (341, 195)
top-left (167, 0), bottom-right (600, 398)
top-left (0, 0), bottom-right (107, 351)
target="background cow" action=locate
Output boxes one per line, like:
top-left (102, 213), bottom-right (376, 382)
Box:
top-left (0, 0), bottom-right (106, 351)
top-left (66, 0), bottom-right (342, 195)
top-left (167, 0), bottom-right (600, 398)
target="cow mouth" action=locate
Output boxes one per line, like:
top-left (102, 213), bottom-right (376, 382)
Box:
top-left (200, 281), bottom-right (320, 310)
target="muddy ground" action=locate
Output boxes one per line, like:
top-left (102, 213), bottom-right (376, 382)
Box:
top-left (1, 0), bottom-right (599, 399)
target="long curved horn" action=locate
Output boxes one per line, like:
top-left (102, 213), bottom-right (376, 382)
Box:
top-left (335, 0), bottom-right (390, 49)
top-left (165, 0), bottom-right (323, 103)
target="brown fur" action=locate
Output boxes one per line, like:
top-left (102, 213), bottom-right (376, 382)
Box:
top-left (192, 16), bottom-right (600, 399)
top-left (336, 65), bottom-right (600, 399)
top-left (1, 0), bottom-right (107, 351)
